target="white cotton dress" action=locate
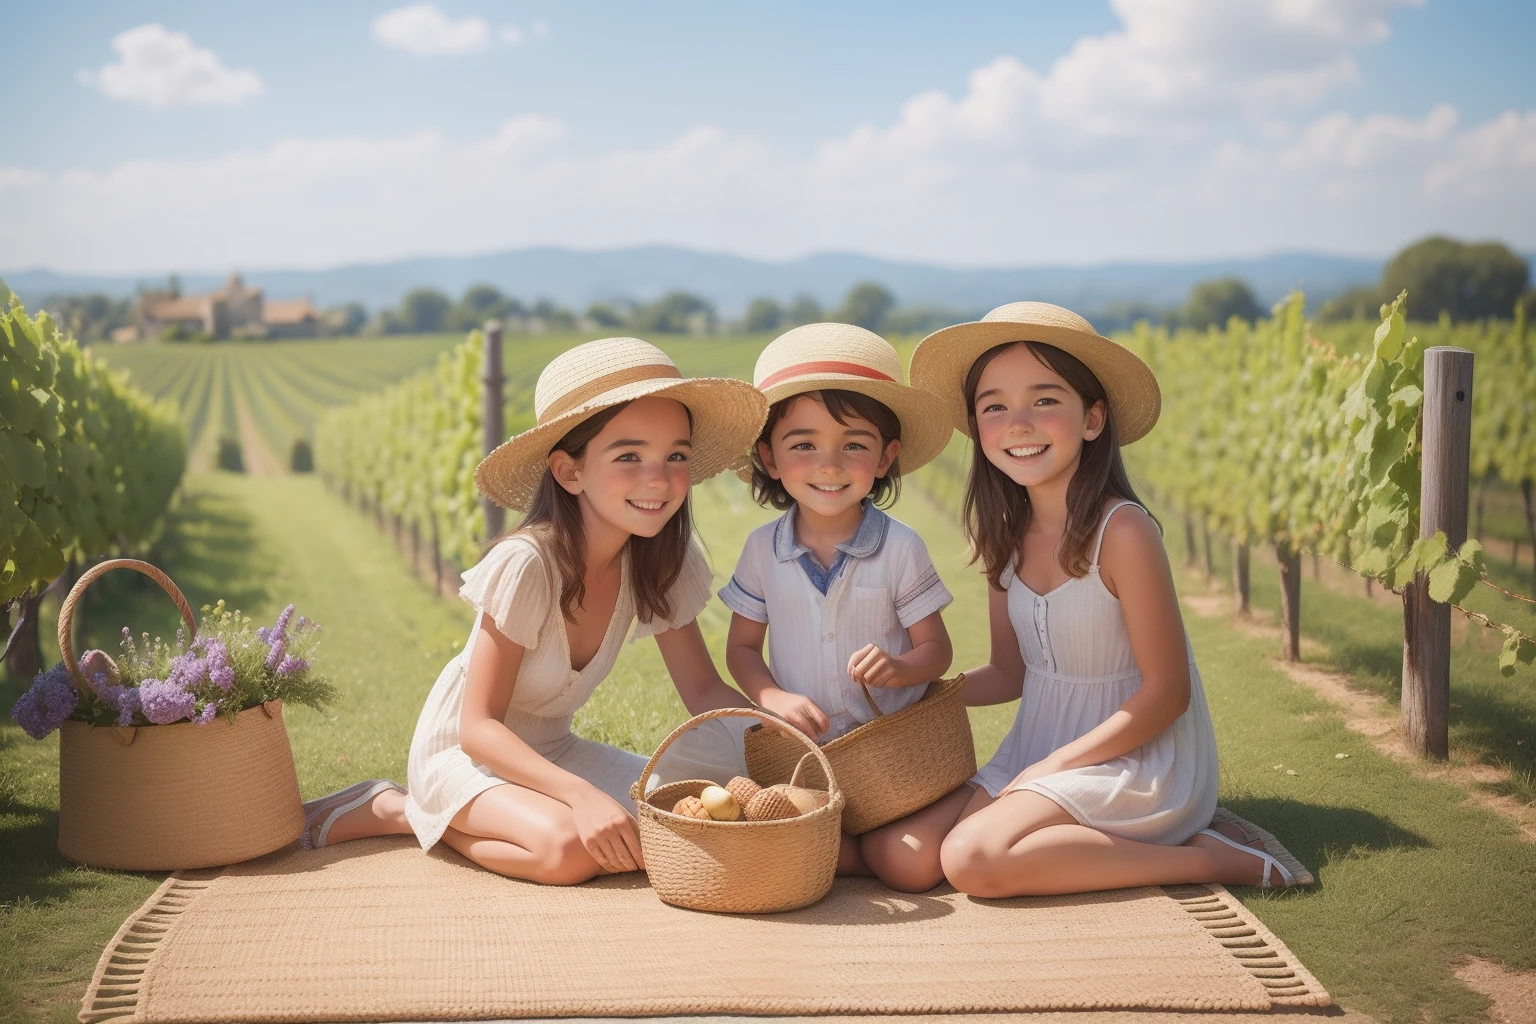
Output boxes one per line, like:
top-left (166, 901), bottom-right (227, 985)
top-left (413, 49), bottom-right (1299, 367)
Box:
top-left (972, 501), bottom-right (1220, 845)
top-left (404, 530), bottom-right (744, 851)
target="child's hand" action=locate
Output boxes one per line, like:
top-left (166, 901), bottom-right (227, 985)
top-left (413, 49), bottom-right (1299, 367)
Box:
top-left (847, 643), bottom-right (907, 689)
top-left (758, 687), bottom-right (830, 740)
top-left (569, 786), bottom-right (644, 874)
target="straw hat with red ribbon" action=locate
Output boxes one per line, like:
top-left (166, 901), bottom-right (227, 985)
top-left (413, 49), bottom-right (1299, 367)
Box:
top-left (909, 301), bottom-right (1161, 445)
top-left (741, 322), bottom-right (953, 479)
top-left (475, 337), bottom-right (768, 512)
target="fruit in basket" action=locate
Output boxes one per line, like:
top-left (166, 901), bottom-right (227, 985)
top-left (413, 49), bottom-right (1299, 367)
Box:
top-left (744, 783), bottom-right (830, 821)
top-left (726, 776), bottom-right (762, 809)
top-left (698, 785), bottom-right (743, 821)
top-left (672, 795), bottom-right (711, 819)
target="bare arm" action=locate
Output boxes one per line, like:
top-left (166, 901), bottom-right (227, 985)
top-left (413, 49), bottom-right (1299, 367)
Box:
top-left (847, 610), bottom-right (954, 688)
top-left (1015, 508), bottom-right (1190, 783)
top-left (459, 612), bottom-right (606, 805)
top-left (724, 612), bottom-right (830, 738)
top-left (960, 585), bottom-right (1026, 706)
top-left (652, 619), bottom-right (751, 715)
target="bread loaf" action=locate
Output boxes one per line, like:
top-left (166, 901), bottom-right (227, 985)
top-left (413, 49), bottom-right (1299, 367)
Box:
top-left (671, 795), bottom-right (711, 819)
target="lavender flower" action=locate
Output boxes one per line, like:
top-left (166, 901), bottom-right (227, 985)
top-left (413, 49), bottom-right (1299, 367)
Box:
top-left (100, 685), bottom-right (141, 728)
top-left (192, 702), bottom-right (219, 725)
top-left (261, 604), bottom-right (297, 672)
top-left (10, 663), bottom-right (80, 740)
top-left (276, 654), bottom-right (309, 677)
top-left (137, 678), bottom-right (197, 725)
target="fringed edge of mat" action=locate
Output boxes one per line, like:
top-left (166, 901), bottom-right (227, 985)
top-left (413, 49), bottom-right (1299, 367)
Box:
top-left (78, 869), bottom-right (222, 1024)
top-left (1164, 883), bottom-right (1331, 1008)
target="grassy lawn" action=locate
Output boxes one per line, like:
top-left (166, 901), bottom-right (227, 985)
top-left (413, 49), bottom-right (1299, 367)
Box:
top-left (4, 470), bottom-right (1535, 1023)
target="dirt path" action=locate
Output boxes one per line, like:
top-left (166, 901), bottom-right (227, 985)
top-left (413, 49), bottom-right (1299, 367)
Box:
top-left (1179, 584), bottom-right (1536, 841)
top-left (233, 386), bottom-right (282, 477)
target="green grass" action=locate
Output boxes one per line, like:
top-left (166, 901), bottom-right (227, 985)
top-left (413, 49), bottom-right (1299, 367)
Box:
top-left (5, 470), bottom-right (1536, 1023)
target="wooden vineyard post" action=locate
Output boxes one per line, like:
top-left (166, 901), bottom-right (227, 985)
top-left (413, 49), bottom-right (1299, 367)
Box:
top-left (1277, 544), bottom-right (1302, 662)
top-left (1185, 518), bottom-right (1198, 569)
top-left (482, 321), bottom-right (506, 541)
top-left (1232, 541), bottom-right (1251, 616)
top-left (1201, 522), bottom-right (1215, 583)
top-left (1402, 346), bottom-right (1474, 760)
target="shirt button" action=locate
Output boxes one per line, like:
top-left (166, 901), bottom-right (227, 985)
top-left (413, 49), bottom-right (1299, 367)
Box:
top-left (825, 633), bottom-right (835, 642)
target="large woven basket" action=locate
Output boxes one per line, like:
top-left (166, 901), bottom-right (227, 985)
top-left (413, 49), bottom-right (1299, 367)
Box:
top-left (631, 708), bottom-right (843, 914)
top-left (55, 559), bottom-right (304, 871)
top-left (743, 674), bottom-right (975, 835)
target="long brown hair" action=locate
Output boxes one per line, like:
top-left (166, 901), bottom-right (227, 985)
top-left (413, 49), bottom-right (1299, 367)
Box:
top-left (486, 401), bottom-right (693, 625)
top-left (747, 389), bottom-right (903, 510)
top-left (961, 341), bottom-right (1152, 590)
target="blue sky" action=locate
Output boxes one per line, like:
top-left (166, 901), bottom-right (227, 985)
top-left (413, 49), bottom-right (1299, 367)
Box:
top-left (4, 1), bottom-right (1534, 272)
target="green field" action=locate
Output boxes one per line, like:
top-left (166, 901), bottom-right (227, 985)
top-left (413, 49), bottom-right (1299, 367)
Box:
top-left (5, 331), bottom-right (1533, 1024)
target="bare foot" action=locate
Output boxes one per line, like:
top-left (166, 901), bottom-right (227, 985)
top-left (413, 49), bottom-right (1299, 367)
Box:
top-left (1183, 822), bottom-right (1293, 888)
top-left (304, 784), bottom-right (413, 848)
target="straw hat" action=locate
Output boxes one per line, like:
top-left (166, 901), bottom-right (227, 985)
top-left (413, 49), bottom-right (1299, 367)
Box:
top-left (909, 301), bottom-right (1161, 444)
top-left (737, 322), bottom-right (953, 480)
top-left (475, 337), bottom-right (768, 512)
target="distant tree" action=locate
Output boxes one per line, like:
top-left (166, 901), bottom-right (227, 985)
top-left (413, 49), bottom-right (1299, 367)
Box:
top-left (530, 298), bottom-right (576, 331)
top-left (328, 302), bottom-right (368, 334)
top-left (836, 282), bottom-right (896, 331)
top-left (452, 283), bottom-right (514, 330)
top-left (1182, 277), bottom-right (1262, 330)
top-left (1317, 285), bottom-right (1387, 323)
top-left (584, 303), bottom-right (626, 328)
top-left (633, 291), bottom-right (716, 333)
top-left (881, 305), bottom-right (967, 335)
top-left (38, 292), bottom-right (135, 342)
top-left (786, 294), bottom-right (823, 326)
top-left (744, 297), bottom-right (783, 332)
top-left (398, 288), bottom-right (451, 333)
top-left (1381, 236), bottom-right (1530, 321)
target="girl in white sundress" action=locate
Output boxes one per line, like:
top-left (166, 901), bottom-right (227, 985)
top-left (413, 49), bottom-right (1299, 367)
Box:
top-left (297, 338), bottom-right (767, 884)
top-left (872, 301), bottom-right (1302, 897)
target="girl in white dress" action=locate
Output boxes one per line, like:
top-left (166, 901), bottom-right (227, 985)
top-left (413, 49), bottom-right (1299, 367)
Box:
top-left (299, 338), bottom-right (767, 884)
top-left (873, 301), bottom-right (1300, 897)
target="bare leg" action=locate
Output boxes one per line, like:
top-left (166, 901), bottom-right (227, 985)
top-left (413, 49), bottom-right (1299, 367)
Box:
top-left (942, 790), bottom-right (1289, 898)
top-left (308, 786), bottom-right (414, 846)
top-left (837, 833), bottom-right (874, 876)
top-left (438, 783), bottom-right (605, 885)
top-left (859, 783), bottom-right (984, 893)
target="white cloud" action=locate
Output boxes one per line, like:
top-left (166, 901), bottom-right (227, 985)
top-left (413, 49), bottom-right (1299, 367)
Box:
top-left (77, 24), bottom-right (263, 109)
top-left (499, 20), bottom-right (552, 46)
top-left (14, 2), bottom-right (1534, 273)
top-left (499, 24), bottom-right (525, 45)
top-left (372, 4), bottom-right (490, 56)
top-left (530, 19), bottom-right (551, 42)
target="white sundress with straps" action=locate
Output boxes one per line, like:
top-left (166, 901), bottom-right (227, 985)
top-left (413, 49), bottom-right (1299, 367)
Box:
top-left (972, 500), bottom-right (1219, 845)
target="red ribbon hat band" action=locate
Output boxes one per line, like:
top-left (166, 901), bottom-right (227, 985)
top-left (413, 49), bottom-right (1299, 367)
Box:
top-left (756, 360), bottom-right (897, 391)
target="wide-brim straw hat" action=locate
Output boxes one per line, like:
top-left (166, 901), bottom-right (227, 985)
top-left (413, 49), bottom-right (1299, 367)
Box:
top-left (476, 337), bottom-right (768, 512)
top-left (735, 322), bottom-right (953, 481)
top-left (909, 301), bottom-right (1161, 444)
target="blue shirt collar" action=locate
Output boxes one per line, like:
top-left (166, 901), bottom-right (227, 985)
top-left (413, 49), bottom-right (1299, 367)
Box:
top-left (771, 499), bottom-right (889, 564)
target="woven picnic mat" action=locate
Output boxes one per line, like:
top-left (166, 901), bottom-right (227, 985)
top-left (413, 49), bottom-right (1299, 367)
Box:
top-left (80, 837), bottom-right (1328, 1023)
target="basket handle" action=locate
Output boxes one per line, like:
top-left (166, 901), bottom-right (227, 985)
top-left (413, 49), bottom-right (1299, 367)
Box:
top-left (631, 707), bottom-right (840, 803)
top-left (854, 676), bottom-right (883, 718)
top-left (57, 559), bottom-right (197, 701)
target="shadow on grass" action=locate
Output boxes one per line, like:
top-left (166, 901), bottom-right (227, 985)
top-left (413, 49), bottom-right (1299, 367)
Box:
top-left (0, 795), bottom-right (166, 908)
top-left (1223, 796), bottom-right (1429, 889)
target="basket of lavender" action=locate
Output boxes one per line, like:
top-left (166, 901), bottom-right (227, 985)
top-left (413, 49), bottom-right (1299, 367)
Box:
top-left (10, 558), bottom-right (336, 870)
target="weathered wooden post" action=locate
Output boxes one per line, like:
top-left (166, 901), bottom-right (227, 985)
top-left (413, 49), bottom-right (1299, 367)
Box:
top-left (1402, 346), bottom-right (1473, 760)
top-left (1232, 541), bottom-right (1250, 616)
top-left (482, 321), bottom-right (506, 541)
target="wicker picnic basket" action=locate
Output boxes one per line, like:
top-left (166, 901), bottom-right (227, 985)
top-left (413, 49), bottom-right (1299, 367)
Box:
top-left (743, 674), bottom-right (975, 835)
top-left (55, 559), bottom-right (305, 871)
top-left (631, 707), bottom-right (843, 914)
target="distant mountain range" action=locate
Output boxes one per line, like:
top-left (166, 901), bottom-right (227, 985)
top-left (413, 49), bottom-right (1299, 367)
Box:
top-left (1, 246), bottom-right (1397, 318)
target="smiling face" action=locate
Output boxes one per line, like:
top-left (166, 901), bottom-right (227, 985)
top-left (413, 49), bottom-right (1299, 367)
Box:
top-left (972, 343), bottom-right (1105, 492)
top-left (549, 395), bottom-right (693, 539)
top-left (757, 393), bottom-right (899, 523)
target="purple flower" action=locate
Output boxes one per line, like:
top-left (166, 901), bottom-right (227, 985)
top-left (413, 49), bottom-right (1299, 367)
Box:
top-left (261, 605), bottom-right (297, 671)
top-left (97, 684), bottom-right (141, 727)
top-left (166, 649), bottom-right (210, 691)
top-left (276, 654), bottom-right (308, 677)
top-left (10, 663), bottom-right (80, 740)
top-left (192, 702), bottom-right (219, 725)
top-left (137, 678), bottom-right (197, 725)
top-left (265, 636), bottom-right (286, 672)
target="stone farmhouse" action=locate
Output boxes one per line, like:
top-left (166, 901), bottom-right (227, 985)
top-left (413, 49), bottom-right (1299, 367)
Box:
top-left (136, 273), bottom-right (324, 340)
